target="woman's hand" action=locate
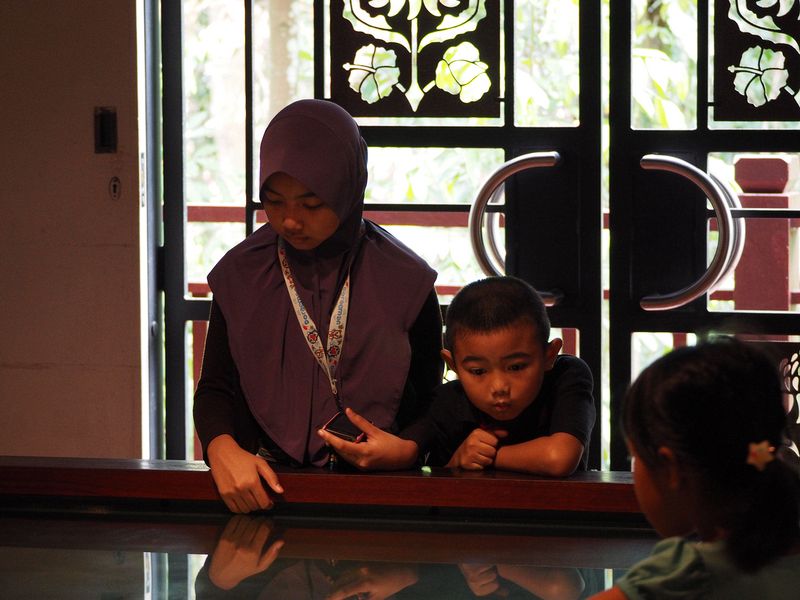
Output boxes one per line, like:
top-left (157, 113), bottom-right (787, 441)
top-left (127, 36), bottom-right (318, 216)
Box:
top-left (317, 408), bottom-right (419, 470)
top-left (207, 434), bottom-right (284, 513)
top-left (446, 428), bottom-right (508, 470)
top-left (208, 515), bottom-right (284, 590)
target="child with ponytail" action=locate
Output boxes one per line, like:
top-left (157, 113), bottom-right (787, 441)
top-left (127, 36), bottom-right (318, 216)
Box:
top-left (592, 338), bottom-right (800, 599)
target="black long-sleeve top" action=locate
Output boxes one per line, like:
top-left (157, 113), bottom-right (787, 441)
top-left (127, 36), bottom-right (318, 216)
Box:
top-left (193, 290), bottom-right (443, 465)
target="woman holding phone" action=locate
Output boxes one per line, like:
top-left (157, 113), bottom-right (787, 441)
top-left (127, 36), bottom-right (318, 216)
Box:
top-left (194, 99), bottom-right (443, 513)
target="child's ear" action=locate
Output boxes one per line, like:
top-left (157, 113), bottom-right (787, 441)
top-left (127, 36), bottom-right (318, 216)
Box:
top-left (657, 446), bottom-right (683, 491)
top-left (545, 338), bottom-right (562, 370)
top-left (441, 349), bottom-right (456, 372)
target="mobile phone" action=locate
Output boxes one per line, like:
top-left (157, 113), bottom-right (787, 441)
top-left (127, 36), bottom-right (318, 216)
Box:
top-left (321, 411), bottom-right (366, 443)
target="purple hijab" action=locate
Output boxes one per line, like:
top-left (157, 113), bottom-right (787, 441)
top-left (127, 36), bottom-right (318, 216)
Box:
top-left (208, 100), bottom-right (436, 466)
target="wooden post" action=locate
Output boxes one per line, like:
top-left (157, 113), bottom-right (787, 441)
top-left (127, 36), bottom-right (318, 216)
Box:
top-left (190, 283), bottom-right (211, 460)
top-left (732, 156), bottom-right (797, 311)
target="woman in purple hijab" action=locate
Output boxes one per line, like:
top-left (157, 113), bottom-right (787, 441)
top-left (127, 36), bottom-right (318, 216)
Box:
top-left (194, 100), bottom-right (443, 513)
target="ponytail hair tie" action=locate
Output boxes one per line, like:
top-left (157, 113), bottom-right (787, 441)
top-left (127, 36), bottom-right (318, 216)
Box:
top-left (746, 440), bottom-right (776, 472)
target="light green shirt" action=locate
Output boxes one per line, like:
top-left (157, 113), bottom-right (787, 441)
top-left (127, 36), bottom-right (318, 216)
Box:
top-left (617, 536), bottom-right (800, 599)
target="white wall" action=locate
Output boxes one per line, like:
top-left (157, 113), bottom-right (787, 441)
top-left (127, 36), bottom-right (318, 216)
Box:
top-left (0, 0), bottom-right (143, 457)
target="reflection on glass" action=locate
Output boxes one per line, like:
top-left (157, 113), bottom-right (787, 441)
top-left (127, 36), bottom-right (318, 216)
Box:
top-left (194, 516), bottom-right (617, 599)
top-left (183, 0), bottom-right (246, 204)
top-left (630, 0), bottom-right (697, 130)
top-left (514, 0), bottom-right (580, 127)
top-left (1, 513), bottom-right (655, 599)
top-left (0, 547), bottom-right (146, 597)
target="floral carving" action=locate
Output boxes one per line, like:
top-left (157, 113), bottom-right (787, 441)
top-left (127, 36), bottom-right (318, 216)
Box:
top-left (342, 0), bottom-right (491, 111)
top-left (729, 46), bottom-right (790, 106)
top-left (435, 41), bottom-right (491, 103)
top-left (345, 44), bottom-right (402, 103)
top-left (779, 351), bottom-right (800, 463)
top-left (726, 0), bottom-right (800, 112)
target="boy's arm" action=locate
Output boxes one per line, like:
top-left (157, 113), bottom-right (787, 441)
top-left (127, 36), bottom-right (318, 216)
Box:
top-left (401, 380), bottom-right (474, 467)
top-left (493, 432), bottom-right (585, 477)
top-left (493, 355), bottom-right (595, 476)
top-left (446, 428), bottom-right (506, 470)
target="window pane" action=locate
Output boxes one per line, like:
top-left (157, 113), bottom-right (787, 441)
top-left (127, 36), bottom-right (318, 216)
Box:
top-left (366, 147), bottom-right (506, 296)
top-left (381, 225), bottom-right (486, 292)
top-left (252, 1), bottom-right (315, 195)
top-left (183, 0), bottom-right (246, 204)
top-left (186, 220), bottom-right (245, 294)
top-left (252, 0), bottom-right (315, 129)
top-left (631, 332), bottom-right (697, 380)
top-left (514, 0), bottom-right (580, 127)
top-left (367, 147), bottom-right (505, 204)
top-left (631, 0), bottom-right (697, 130)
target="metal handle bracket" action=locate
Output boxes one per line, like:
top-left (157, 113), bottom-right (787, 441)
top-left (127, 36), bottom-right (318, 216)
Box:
top-left (469, 151), bottom-right (562, 306)
top-left (639, 154), bottom-right (741, 311)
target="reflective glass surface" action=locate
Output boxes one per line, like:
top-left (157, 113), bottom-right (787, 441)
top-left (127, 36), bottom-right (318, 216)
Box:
top-left (1, 513), bottom-right (654, 598)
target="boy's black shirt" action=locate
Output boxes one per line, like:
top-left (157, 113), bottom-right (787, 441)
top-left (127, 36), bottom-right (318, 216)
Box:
top-left (402, 354), bottom-right (595, 469)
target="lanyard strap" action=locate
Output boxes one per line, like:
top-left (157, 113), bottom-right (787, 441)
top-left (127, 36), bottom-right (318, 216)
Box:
top-left (278, 238), bottom-right (350, 399)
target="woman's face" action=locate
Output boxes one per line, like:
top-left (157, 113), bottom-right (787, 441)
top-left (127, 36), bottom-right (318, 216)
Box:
top-left (262, 172), bottom-right (340, 250)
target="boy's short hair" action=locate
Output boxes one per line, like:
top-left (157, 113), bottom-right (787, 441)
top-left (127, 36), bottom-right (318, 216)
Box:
top-left (444, 276), bottom-right (551, 351)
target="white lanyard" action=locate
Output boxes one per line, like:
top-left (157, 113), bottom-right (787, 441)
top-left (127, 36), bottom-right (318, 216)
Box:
top-left (278, 238), bottom-right (350, 399)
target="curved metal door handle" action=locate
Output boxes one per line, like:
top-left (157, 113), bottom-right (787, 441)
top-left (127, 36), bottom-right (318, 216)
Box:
top-left (710, 172), bottom-right (746, 288)
top-left (469, 151), bottom-right (562, 306)
top-left (639, 155), bottom-right (737, 311)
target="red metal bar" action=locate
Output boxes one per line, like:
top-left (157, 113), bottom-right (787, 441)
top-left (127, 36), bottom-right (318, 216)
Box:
top-left (187, 205), bottom-right (245, 222)
top-left (671, 333), bottom-right (688, 348)
top-left (364, 210), bottom-right (468, 227)
top-left (186, 205), bottom-right (490, 228)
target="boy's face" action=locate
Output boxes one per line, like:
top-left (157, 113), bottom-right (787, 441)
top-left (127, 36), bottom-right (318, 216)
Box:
top-left (442, 322), bottom-right (562, 422)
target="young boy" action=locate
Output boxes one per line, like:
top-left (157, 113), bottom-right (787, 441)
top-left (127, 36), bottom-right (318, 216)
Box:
top-left (413, 276), bottom-right (595, 476)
